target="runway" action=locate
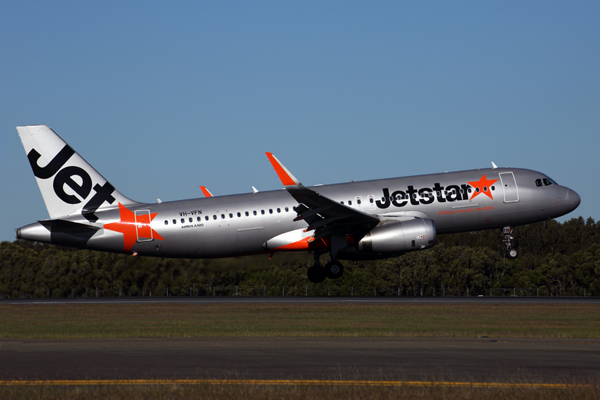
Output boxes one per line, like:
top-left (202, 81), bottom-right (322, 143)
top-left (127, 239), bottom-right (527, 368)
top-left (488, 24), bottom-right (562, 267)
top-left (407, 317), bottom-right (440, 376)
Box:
top-left (2, 338), bottom-right (599, 383)
top-left (2, 296), bottom-right (599, 305)
top-left (2, 297), bottom-right (598, 384)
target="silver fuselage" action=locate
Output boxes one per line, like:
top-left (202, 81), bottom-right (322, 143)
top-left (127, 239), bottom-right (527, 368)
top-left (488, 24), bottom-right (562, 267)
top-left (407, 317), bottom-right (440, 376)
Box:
top-left (18, 167), bottom-right (580, 260)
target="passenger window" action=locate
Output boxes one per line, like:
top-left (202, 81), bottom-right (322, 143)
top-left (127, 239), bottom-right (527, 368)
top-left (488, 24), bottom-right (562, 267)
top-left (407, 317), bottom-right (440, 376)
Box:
top-left (340, 201), bottom-right (344, 205)
top-left (221, 214), bottom-right (225, 219)
top-left (181, 218), bottom-right (185, 223)
top-left (253, 211), bottom-right (257, 216)
top-left (261, 210), bottom-right (265, 215)
top-left (245, 211), bottom-right (249, 216)
top-left (285, 207), bottom-right (289, 212)
top-left (213, 215), bottom-right (217, 220)
top-left (164, 220), bottom-right (168, 225)
top-left (357, 199), bottom-right (361, 205)
top-left (277, 208), bottom-right (281, 213)
top-left (205, 216), bottom-right (209, 221)
top-left (269, 209), bottom-right (273, 214)
top-left (229, 213), bottom-right (233, 218)
top-left (189, 217), bottom-right (193, 222)
top-left (237, 212), bottom-right (241, 217)
top-left (370, 198), bottom-right (374, 203)
top-left (348, 200), bottom-right (352, 206)
top-left (173, 219), bottom-right (176, 224)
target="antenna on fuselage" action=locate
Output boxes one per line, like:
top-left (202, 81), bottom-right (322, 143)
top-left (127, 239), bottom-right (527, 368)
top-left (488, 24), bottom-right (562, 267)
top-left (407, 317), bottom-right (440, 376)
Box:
top-left (491, 162), bottom-right (498, 169)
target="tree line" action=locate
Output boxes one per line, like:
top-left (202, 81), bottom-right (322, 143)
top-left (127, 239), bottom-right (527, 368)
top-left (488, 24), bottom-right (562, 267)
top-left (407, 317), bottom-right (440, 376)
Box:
top-left (1, 217), bottom-right (599, 298)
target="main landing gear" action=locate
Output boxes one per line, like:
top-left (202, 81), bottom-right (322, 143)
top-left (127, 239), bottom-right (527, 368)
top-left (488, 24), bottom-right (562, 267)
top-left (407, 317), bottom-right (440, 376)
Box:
top-left (307, 250), bottom-right (344, 283)
top-left (502, 226), bottom-right (518, 259)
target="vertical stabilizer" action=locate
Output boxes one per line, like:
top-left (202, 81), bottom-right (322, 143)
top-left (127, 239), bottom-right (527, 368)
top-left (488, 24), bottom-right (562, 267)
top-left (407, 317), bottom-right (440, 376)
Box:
top-left (17, 125), bottom-right (139, 221)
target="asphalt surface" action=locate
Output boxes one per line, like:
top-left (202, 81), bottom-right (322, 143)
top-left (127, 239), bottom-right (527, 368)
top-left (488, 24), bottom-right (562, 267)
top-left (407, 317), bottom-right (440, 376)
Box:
top-left (2, 337), bottom-right (599, 382)
top-left (2, 297), bottom-right (599, 383)
top-left (2, 296), bottom-right (599, 305)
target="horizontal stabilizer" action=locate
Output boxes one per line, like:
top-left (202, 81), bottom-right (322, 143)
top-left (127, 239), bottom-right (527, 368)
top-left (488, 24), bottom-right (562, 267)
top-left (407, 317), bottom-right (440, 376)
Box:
top-left (39, 219), bottom-right (101, 234)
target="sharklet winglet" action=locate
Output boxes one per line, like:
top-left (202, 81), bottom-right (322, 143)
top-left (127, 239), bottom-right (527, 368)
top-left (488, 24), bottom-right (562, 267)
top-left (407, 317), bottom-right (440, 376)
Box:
top-left (199, 186), bottom-right (213, 197)
top-left (265, 152), bottom-right (302, 187)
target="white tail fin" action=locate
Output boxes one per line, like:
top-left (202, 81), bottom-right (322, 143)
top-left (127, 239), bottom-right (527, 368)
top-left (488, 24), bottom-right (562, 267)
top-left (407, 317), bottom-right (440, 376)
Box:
top-left (17, 125), bottom-right (139, 221)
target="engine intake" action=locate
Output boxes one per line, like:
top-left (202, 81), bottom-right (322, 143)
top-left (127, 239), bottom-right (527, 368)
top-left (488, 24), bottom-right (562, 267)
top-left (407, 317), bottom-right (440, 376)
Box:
top-left (358, 218), bottom-right (436, 253)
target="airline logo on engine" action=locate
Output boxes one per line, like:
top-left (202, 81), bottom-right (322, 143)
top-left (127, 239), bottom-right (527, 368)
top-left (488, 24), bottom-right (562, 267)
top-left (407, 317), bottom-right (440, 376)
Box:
top-left (27, 145), bottom-right (116, 222)
top-left (376, 175), bottom-right (499, 209)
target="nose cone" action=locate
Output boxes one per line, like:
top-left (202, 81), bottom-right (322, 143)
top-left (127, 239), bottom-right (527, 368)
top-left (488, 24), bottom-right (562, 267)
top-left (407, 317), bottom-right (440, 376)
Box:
top-left (564, 188), bottom-right (581, 214)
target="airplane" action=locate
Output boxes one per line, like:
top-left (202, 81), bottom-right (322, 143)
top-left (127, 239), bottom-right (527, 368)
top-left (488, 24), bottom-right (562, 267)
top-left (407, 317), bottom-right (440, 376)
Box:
top-left (15, 125), bottom-right (581, 283)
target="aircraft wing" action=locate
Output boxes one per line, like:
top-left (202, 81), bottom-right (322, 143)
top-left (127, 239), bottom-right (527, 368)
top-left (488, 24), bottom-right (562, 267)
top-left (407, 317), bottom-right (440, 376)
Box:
top-left (266, 153), bottom-right (379, 241)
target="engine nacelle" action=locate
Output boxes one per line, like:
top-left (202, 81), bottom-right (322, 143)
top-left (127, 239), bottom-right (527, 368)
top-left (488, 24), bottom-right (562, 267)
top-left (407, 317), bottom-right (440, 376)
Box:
top-left (357, 218), bottom-right (436, 253)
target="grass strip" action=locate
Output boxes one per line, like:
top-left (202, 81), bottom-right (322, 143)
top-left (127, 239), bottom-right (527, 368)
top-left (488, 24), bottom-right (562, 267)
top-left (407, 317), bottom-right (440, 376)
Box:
top-left (0, 381), bottom-right (598, 400)
top-left (0, 303), bottom-right (599, 339)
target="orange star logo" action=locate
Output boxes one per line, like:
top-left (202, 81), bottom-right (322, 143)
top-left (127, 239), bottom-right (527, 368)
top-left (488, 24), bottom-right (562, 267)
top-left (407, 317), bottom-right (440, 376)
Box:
top-left (104, 203), bottom-right (165, 253)
top-left (468, 175), bottom-right (499, 200)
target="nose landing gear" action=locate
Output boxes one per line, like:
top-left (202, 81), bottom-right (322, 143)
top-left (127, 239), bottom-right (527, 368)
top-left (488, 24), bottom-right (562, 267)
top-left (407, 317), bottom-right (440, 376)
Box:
top-left (503, 226), bottom-right (518, 259)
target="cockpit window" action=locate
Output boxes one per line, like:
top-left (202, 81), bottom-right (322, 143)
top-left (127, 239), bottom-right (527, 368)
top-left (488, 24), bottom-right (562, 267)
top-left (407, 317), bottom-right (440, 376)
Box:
top-left (543, 178), bottom-right (553, 186)
top-left (535, 179), bottom-right (542, 187)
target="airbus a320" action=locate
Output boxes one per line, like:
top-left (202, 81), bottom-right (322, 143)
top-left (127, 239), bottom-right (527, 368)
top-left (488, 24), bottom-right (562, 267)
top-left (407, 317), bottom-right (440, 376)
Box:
top-left (16, 125), bottom-right (581, 283)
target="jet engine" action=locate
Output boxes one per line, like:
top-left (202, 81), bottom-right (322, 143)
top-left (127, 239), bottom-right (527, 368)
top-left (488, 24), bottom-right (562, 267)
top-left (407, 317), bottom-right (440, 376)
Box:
top-left (357, 218), bottom-right (436, 253)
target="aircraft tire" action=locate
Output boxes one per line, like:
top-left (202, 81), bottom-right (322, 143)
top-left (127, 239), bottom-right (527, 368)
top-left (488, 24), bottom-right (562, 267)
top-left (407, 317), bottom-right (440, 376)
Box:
top-left (507, 248), bottom-right (518, 259)
top-left (325, 261), bottom-right (344, 280)
top-left (307, 266), bottom-right (326, 283)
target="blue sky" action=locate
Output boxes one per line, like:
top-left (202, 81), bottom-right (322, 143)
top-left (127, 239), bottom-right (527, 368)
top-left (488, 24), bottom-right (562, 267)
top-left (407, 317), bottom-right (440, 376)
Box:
top-left (1, 1), bottom-right (598, 242)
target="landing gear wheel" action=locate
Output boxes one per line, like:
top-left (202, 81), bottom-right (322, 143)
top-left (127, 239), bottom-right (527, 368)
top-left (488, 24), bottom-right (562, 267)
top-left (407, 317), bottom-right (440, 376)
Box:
top-left (502, 226), bottom-right (518, 260)
top-left (325, 261), bottom-right (344, 280)
top-left (307, 266), bottom-right (326, 283)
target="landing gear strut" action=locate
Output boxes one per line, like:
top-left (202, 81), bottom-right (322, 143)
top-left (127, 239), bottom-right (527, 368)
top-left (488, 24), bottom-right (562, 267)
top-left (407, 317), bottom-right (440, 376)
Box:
top-left (502, 226), bottom-right (518, 259)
